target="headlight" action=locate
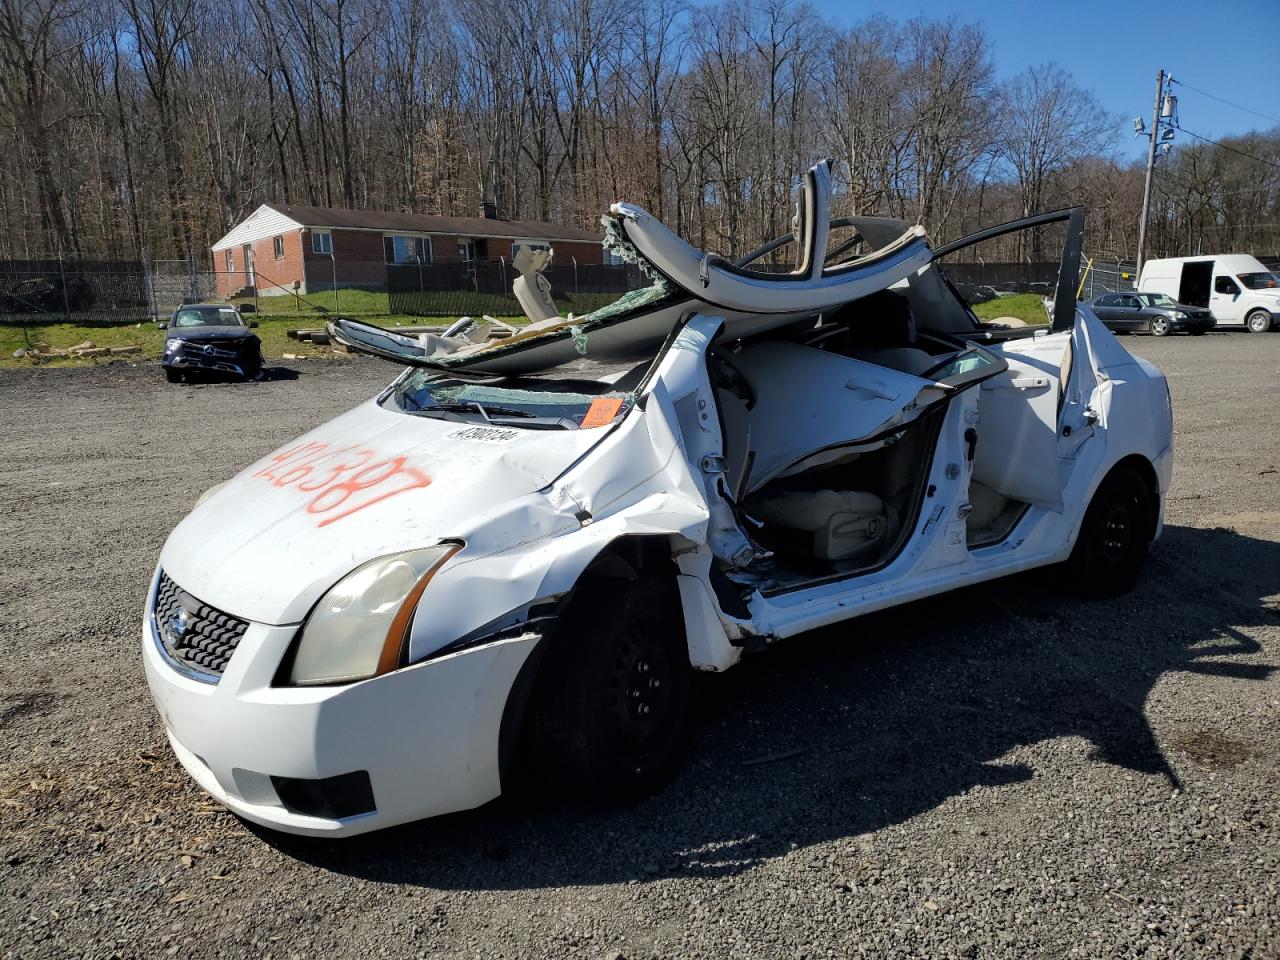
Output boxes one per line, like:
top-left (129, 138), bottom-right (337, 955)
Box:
top-left (1173, 311), bottom-right (1186, 319)
top-left (165, 338), bottom-right (180, 351)
top-left (287, 544), bottom-right (460, 685)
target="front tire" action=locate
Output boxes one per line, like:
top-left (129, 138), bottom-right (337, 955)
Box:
top-left (1064, 466), bottom-right (1153, 599)
top-left (1149, 316), bottom-right (1170, 336)
top-left (164, 368), bottom-right (182, 383)
top-left (1246, 310), bottom-right (1272, 333)
top-left (533, 576), bottom-right (691, 806)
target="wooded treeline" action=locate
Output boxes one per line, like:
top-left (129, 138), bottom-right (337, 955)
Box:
top-left (2, 0), bottom-right (1278, 264)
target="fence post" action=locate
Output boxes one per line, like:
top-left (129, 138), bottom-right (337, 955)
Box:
top-left (142, 248), bottom-right (156, 322)
top-left (58, 254), bottom-right (70, 321)
top-left (329, 253), bottom-right (338, 315)
top-left (572, 257), bottom-right (579, 295)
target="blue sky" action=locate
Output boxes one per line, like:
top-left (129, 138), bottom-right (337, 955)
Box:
top-left (808, 0), bottom-right (1280, 161)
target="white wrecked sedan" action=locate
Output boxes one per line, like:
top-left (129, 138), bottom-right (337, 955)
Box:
top-left (143, 162), bottom-right (1172, 837)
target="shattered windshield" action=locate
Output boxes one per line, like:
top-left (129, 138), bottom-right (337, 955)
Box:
top-left (173, 306), bottom-right (244, 328)
top-left (387, 358), bottom-right (644, 431)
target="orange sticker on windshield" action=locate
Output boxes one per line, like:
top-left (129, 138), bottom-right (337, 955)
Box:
top-left (580, 397), bottom-right (624, 428)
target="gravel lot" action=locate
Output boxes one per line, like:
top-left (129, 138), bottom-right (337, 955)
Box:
top-left (2, 333), bottom-right (1278, 960)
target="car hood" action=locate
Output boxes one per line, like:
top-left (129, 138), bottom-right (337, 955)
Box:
top-left (158, 398), bottom-right (605, 624)
top-left (169, 326), bottom-right (257, 340)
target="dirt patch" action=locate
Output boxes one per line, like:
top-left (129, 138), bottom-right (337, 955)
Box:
top-left (1168, 728), bottom-right (1258, 769)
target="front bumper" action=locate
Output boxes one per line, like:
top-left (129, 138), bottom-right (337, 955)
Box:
top-left (141, 588), bottom-right (540, 837)
top-left (1169, 319), bottom-right (1215, 332)
top-left (161, 344), bottom-right (261, 377)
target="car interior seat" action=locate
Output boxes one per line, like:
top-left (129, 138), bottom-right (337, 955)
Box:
top-left (748, 488), bottom-right (898, 562)
top-left (832, 290), bottom-right (935, 376)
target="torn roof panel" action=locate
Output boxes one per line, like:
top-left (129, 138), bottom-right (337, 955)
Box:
top-left (330, 161), bottom-right (943, 376)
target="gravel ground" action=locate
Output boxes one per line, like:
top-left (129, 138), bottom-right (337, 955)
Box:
top-left (1, 334), bottom-right (1278, 960)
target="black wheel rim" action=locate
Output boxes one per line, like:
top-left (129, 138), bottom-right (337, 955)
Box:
top-left (606, 619), bottom-right (675, 752)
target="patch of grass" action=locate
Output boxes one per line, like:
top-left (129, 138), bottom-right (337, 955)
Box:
top-left (0, 313), bottom-right (529, 369)
top-left (971, 293), bottom-right (1052, 326)
top-left (235, 287), bottom-right (405, 321)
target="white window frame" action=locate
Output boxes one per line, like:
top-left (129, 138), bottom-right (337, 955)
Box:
top-left (273, 235), bottom-right (285, 259)
top-left (225, 249), bottom-right (234, 271)
top-left (386, 234), bottom-right (431, 265)
top-left (311, 230), bottom-right (332, 255)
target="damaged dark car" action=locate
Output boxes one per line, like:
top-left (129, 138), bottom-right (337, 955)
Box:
top-left (161, 303), bottom-right (263, 383)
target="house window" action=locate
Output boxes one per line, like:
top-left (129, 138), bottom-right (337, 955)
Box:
top-left (311, 230), bottom-right (332, 255)
top-left (458, 239), bottom-right (477, 262)
top-left (384, 235), bottom-right (431, 264)
top-left (225, 250), bottom-right (234, 271)
top-left (512, 240), bottom-right (551, 262)
top-left (273, 235), bottom-right (285, 259)
top-left (603, 247), bottom-right (625, 267)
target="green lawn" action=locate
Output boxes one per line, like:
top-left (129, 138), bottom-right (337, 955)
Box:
top-left (234, 288), bottom-right (415, 322)
top-left (0, 314), bottom-right (531, 369)
top-left (971, 293), bottom-right (1052, 326)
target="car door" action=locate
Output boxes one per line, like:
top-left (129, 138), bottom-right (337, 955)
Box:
top-left (1110, 294), bottom-right (1143, 331)
top-left (934, 208), bottom-right (1086, 510)
top-left (1093, 295), bottom-right (1120, 326)
top-left (1210, 274), bottom-right (1245, 325)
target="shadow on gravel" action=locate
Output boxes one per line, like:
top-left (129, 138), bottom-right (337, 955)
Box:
top-left (261, 523), bottom-right (1278, 890)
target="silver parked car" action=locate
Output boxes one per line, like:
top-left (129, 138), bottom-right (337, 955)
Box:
top-left (1090, 292), bottom-right (1215, 337)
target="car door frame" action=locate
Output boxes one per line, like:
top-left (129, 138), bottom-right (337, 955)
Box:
top-left (932, 206), bottom-right (1084, 336)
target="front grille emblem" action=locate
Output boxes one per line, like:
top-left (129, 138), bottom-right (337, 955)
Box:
top-left (165, 606), bottom-right (190, 647)
top-left (202, 343), bottom-right (216, 356)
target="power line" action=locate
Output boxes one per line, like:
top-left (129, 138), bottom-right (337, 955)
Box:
top-left (1172, 124), bottom-right (1280, 172)
top-left (1170, 78), bottom-right (1280, 128)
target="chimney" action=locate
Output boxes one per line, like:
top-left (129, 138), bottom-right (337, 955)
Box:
top-left (480, 199), bottom-right (497, 220)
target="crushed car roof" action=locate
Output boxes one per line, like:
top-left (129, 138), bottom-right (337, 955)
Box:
top-left (329, 161), bottom-right (1083, 375)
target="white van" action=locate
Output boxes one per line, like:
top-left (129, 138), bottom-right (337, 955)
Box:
top-left (1138, 254), bottom-right (1280, 332)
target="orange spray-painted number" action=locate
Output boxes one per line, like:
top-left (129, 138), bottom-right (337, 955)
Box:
top-left (252, 441), bottom-right (432, 527)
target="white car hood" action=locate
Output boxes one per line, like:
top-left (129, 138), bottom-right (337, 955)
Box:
top-left (159, 399), bottom-right (603, 624)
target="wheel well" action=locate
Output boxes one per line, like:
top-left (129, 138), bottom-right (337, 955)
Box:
top-left (497, 535), bottom-right (682, 789)
top-left (1110, 453), bottom-right (1160, 542)
top-left (579, 534), bottom-right (680, 583)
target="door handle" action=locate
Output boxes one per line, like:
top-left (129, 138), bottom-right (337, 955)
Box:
top-left (964, 427), bottom-right (978, 462)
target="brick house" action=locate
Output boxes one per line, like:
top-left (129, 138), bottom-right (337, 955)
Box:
top-left (210, 203), bottom-right (605, 298)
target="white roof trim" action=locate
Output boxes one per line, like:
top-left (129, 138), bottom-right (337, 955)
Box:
top-left (212, 204), bottom-right (304, 251)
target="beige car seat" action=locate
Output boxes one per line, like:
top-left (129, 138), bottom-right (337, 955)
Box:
top-left (749, 489), bottom-right (898, 562)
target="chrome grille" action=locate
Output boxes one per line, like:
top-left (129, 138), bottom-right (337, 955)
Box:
top-left (153, 571), bottom-right (249, 678)
top-left (179, 341), bottom-right (240, 360)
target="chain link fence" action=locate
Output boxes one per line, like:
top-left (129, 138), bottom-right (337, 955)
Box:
top-left (0, 258), bottom-right (152, 324)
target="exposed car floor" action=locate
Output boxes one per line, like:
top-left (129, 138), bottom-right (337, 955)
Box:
top-left (1, 337), bottom-right (1277, 959)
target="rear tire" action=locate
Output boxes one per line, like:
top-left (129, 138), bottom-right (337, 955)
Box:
top-left (1246, 310), bottom-right (1272, 333)
top-left (533, 576), bottom-right (691, 806)
top-left (1064, 466), bottom-right (1153, 599)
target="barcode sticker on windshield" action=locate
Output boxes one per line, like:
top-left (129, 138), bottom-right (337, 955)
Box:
top-left (448, 426), bottom-right (520, 443)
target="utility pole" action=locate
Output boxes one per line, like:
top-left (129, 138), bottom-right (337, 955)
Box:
top-left (1136, 69), bottom-right (1165, 280)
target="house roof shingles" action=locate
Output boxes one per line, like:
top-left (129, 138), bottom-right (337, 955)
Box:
top-left (264, 203), bottom-right (600, 243)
